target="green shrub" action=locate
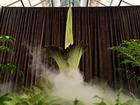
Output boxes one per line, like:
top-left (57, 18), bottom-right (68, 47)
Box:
top-left (0, 35), bottom-right (16, 74)
top-left (110, 39), bottom-right (140, 81)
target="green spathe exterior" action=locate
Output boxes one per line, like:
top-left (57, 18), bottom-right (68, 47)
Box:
top-left (45, 7), bottom-right (86, 72)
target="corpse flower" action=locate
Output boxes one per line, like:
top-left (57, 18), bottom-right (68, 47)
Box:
top-left (45, 7), bottom-right (86, 72)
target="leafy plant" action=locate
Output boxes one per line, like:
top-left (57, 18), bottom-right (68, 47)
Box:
top-left (110, 39), bottom-right (140, 81)
top-left (1, 86), bottom-right (140, 105)
top-left (0, 86), bottom-right (85, 105)
top-left (93, 90), bottom-right (140, 105)
top-left (0, 35), bottom-right (16, 74)
top-left (0, 64), bottom-right (16, 74)
top-left (111, 39), bottom-right (140, 67)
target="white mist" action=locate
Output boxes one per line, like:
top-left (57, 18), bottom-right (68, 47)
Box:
top-left (31, 48), bottom-right (135, 105)
top-left (42, 70), bottom-right (130, 105)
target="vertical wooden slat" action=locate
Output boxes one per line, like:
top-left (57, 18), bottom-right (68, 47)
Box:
top-left (0, 7), bottom-right (140, 96)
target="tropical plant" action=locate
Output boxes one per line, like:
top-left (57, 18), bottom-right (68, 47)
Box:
top-left (111, 39), bottom-right (140, 67)
top-left (93, 90), bottom-right (140, 105)
top-left (0, 86), bottom-right (140, 105)
top-left (44, 7), bottom-right (86, 72)
top-left (46, 42), bottom-right (86, 72)
top-left (110, 39), bottom-right (140, 81)
top-left (0, 35), bottom-right (16, 74)
top-left (0, 86), bottom-right (85, 105)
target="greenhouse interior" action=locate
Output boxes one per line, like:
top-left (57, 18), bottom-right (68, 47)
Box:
top-left (0, 0), bottom-right (140, 105)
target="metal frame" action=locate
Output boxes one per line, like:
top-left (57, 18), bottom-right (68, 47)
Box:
top-left (94, 0), bottom-right (106, 6)
top-left (20, 0), bottom-right (25, 7)
top-left (118, 0), bottom-right (133, 6)
top-left (122, 0), bottom-right (132, 6)
top-left (118, 0), bottom-right (123, 6)
top-left (6, 0), bottom-right (21, 7)
top-left (28, 0), bottom-right (32, 6)
top-left (110, 0), bottom-right (113, 6)
top-left (87, 0), bottom-right (89, 6)
top-left (6, 0), bottom-right (25, 7)
top-left (2, 0), bottom-right (137, 7)
top-left (32, 0), bottom-right (46, 7)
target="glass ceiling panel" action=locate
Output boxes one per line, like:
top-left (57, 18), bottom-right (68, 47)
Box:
top-left (60, 0), bottom-right (80, 7)
top-left (29, 0), bottom-right (41, 6)
top-left (61, 0), bottom-right (69, 6)
top-left (1, 0), bottom-right (140, 7)
top-left (22, 0), bottom-right (31, 6)
top-left (98, 0), bottom-right (111, 6)
top-left (124, 0), bottom-right (140, 5)
top-left (111, 0), bottom-right (120, 6)
top-left (34, 2), bottom-right (42, 7)
top-left (0, 0), bottom-right (19, 7)
top-left (9, 1), bottom-right (23, 7)
top-left (120, 1), bottom-right (130, 6)
top-left (98, 3), bottom-right (105, 6)
top-left (90, 0), bottom-right (105, 7)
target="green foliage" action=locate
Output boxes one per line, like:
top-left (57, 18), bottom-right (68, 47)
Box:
top-left (0, 35), bottom-right (16, 74)
top-left (111, 39), bottom-right (140, 67)
top-left (110, 39), bottom-right (140, 81)
top-left (93, 92), bottom-right (140, 105)
top-left (0, 87), bottom-right (46, 105)
top-left (0, 46), bottom-right (10, 52)
top-left (0, 64), bottom-right (16, 74)
top-left (73, 99), bottom-right (84, 105)
top-left (0, 35), bottom-right (15, 53)
top-left (0, 86), bottom-right (140, 105)
top-left (93, 96), bottom-right (113, 105)
top-left (0, 87), bottom-right (85, 105)
top-left (0, 93), bottom-right (30, 105)
top-left (0, 35), bottom-right (15, 43)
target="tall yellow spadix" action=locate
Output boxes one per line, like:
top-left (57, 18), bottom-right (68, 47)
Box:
top-left (65, 7), bottom-right (74, 49)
